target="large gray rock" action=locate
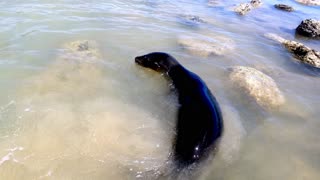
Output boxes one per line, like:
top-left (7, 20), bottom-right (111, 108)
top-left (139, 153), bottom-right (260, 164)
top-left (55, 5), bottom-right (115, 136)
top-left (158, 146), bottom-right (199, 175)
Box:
top-left (229, 66), bottom-right (285, 110)
top-left (296, 19), bottom-right (320, 38)
top-left (265, 33), bottom-right (320, 68)
top-left (295, 0), bottom-right (320, 6)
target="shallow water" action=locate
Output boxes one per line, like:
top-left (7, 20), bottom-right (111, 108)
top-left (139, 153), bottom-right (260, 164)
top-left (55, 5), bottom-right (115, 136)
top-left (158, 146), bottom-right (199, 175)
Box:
top-left (0, 0), bottom-right (319, 179)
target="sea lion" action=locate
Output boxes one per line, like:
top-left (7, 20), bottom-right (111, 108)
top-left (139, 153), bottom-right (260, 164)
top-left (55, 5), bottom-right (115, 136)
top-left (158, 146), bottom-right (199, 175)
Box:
top-left (135, 52), bottom-right (223, 168)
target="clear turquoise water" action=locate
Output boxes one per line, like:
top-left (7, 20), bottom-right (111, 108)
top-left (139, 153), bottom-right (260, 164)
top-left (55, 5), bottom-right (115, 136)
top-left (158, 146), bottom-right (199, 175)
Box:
top-left (0, 0), bottom-right (319, 179)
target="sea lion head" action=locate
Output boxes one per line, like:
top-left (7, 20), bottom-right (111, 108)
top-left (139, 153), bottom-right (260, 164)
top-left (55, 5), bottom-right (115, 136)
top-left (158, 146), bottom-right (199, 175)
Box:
top-left (135, 52), bottom-right (177, 72)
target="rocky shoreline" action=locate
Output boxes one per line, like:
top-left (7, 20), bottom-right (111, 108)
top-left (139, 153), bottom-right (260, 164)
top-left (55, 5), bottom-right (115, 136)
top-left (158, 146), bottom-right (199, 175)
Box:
top-left (174, 0), bottom-right (319, 110)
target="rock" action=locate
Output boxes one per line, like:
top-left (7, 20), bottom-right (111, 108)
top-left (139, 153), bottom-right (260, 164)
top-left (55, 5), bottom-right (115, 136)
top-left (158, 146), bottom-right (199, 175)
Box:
top-left (182, 15), bottom-right (205, 23)
top-left (283, 40), bottom-right (320, 68)
top-left (296, 19), bottom-right (320, 38)
top-left (78, 41), bottom-right (89, 51)
top-left (250, 0), bottom-right (262, 7)
top-left (295, 0), bottom-right (320, 6)
top-left (62, 40), bottom-right (102, 61)
top-left (178, 35), bottom-right (235, 57)
top-left (64, 40), bottom-right (97, 53)
top-left (229, 66), bottom-right (285, 110)
top-left (274, 4), bottom-right (294, 12)
top-left (178, 15), bottom-right (206, 26)
top-left (234, 0), bottom-right (262, 15)
top-left (265, 33), bottom-right (320, 68)
top-left (234, 3), bottom-right (252, 15)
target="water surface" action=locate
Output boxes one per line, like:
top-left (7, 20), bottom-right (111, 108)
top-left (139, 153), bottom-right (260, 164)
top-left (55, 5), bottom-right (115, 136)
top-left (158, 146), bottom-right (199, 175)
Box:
top-left (0, 0), bottom-right (319, 179)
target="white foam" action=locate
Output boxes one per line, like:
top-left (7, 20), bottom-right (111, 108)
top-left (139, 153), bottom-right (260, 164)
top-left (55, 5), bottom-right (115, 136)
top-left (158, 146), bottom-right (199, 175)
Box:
top-left (0, 153), bottom-right (13, 166)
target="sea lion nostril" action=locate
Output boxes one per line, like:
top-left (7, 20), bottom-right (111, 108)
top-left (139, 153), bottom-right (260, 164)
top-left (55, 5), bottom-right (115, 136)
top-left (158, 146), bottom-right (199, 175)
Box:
top-left (135, 56), bottom-right (142, 64)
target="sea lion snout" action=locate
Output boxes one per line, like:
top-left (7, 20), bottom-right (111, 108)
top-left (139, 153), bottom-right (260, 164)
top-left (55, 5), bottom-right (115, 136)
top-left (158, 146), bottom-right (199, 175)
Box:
top-left (134, 53), bottom-right (164, 72)
top-left (134, 52), bottom-right (177, 72)
top-left (134, 55), bottom-right (144, 65)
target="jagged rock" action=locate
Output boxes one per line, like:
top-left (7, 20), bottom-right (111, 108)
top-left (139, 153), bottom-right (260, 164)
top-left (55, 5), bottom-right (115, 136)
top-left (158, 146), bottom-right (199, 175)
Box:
top-left (283, 41), bottom-right (320, 68)
top-left (295, 0), bottom-right (320, 6)
top-left (229, 66), bottom-right (285, 110)
top-left (265, 33), bottom-right (320, 68)
top-left (296, 19), bottom-right (320, 38)
top-left (178, 35), bottom-right (235, 57)
top-left (234, 3), bottom-right (252, 15)
top-left (274, 4), bottom-right (294, 12)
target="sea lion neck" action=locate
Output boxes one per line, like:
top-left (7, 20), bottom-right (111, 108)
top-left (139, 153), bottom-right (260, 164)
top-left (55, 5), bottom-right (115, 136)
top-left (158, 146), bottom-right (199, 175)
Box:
top-left (164, 55), bottom-right (179, 71)
top-left (167, 65), bottom-right (189, 89)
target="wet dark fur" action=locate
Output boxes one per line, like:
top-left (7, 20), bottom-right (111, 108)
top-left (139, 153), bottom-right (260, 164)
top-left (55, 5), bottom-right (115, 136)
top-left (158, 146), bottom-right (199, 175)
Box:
top-left (135, 52), bottom-right (223, 168)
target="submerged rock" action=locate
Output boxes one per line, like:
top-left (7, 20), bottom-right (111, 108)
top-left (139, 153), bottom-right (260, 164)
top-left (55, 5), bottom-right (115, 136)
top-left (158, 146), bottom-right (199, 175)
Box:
top-left (178, 35), bottom-right (235, 57)
top-left (295, 0), bottom-right (320, 6)
top-left (229, 66), bottom-right (285, 110)
top-left (274, 4), bottom-right (294, 12)
top-left (180, 15), bottom-right (206, 23)
top-left (265, 33), bottom-right (320, 68)
top-left (63, 40), bottom-right (102, 60)
top-left (296, 19), bottom-right (320, 38)
top-left (178, 15), bottom-right (206, 27)
top-left (186, 16), bottom-right (205, 23)
top-left (26, 40), bottom-right (104, 97)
